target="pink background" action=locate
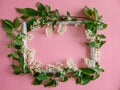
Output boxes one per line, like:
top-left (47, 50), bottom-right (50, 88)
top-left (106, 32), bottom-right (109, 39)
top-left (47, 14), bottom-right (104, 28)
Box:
top-left (0, 0), bottom-right (120, 90)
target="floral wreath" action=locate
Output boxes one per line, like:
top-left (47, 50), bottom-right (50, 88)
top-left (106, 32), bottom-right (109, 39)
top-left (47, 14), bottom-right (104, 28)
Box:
top-left (1, 2), bottom-right (107, 87)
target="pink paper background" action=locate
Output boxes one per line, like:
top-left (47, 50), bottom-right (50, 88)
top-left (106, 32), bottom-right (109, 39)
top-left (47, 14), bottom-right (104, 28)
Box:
top-left (0, 0), bottom-right (120, 90)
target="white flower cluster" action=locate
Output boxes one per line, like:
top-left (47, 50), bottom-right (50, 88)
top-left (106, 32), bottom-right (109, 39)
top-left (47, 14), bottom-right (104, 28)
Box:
top-left (13, 25), bottom-right (22, 36)
top-left (16, 25), bottom-right (22, 31)
top-left (27, 34), bottom-right (33, 40)
top-left (57, 23), bottom-right (67, 34)
top-left (93, 49), bottom-right (100, 61)
top-left (30, 61), bottom-right (43, 73)
top-left (45, 63), bottom-right (64, 73)
top-left (45, 23), bottom-right (67, 36)
top-left (27, 49), bottom-right (35, 65)
top-left (30, 19), bottom-right (40, 31)
top-left (84, 58), bottom-right (96, 68)
top-left (66, 59), bottom-right (78, 71)
top-left (26, 49), bottom-right (44, 73)
top-left (45, 24), bottom-right (53, 36)
top-left (85, 29), bottom-right (96, 41)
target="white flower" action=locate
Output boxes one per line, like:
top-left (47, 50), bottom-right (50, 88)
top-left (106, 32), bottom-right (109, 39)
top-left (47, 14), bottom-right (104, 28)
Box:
top-left (45, 64), bottom-right (56, 73)
top-left (36, 19), bottom-right (40, 24)
top-left (27, 56), bottom-right (34, 65)
top-left (30, 61), bottom-right (42, 72)
top-left (66, 59), bottom-right (78, 71)
top-left (55, 62), bottom-right (64, 73)
top-left (30, 25), bottom-right (35, 30)
top-left (27, 34), bottom-right (33, 40)
top-left (85, 29), bottom-right (96, 41)
top-left (16, 25), bottom-right (22, 31)
top-left (57, 23), bottom-right (67, 34)
top-left (27, 49), bottom-right (35, 56)
top-left (21, 45), bottom-right (27, 53)
top-left (84, 58), bottom-right (96, 68)
top-left (93, 49), bottom-right (100, 61)
top-left (45, 25), bottom-right (53, 36)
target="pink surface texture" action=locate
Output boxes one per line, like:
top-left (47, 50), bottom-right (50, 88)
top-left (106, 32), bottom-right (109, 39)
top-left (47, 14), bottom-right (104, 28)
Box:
top-left (0, 0), bottom-right (120, 90)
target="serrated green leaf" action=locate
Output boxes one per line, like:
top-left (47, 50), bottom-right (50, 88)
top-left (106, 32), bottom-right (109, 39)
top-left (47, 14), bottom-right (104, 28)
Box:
top-left (11, 65), bottom-right (21, 75)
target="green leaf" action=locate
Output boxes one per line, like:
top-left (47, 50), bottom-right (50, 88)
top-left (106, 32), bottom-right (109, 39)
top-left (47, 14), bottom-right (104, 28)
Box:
top-left (46, 5), bottom-right (51, 13)
top-left (97, 41), bottom-right (106, 48)
top-left (73, 70), bottom-right (81, 77)
top-left (25, 8), bottom-right (38, 16)
top-left (51, 20), bottom-right (57, 30)
top-left (14, 18), bottom-right (20, 28)
top-left (86, 42), bottom-right (96, 48)
top-left (11, 65), bottom-right (21, 75)
top-left (45, 79), bottom-right (58, 87)
top-left (36, 2), bottom-right (47, 17)
top-left (80, 68), bottom-right (95, 75)
top-left (55, 9), bottom-right (60, 18)
top-left (32, 79), bottom-right (42, 85)
top-left (16, 8), bottom-right (26, 14)
top-left (39, 17), bottom-right (47, 27)
top-left (27, 18), bottom-right (36, 31)
top-left (36, 72), bottom-right (48, 81)
top-left (60, 74), bottom-right (69, 82)
top-left (92, 8), bottom-right (98, 20)
top-left (23, 65), bottom-right (30, 74)
top-left (66, 11), bottom-right (71, 20)
top-left (14, 39), bottom-right (22, 46)
top-left (81, 74), bottom-right (92, 85)
top-left (97, 23), bottom-right (107, 30)
top-left (16, 8), bottom-right (38, 16)
top-left (76, 77), bottom-right (81, 84)
top-left (21, 15), bottom-right (29, 20)
top-left (92, 74), bottom-right (100, 80)
top-left (84, 6), bottom-right (92, 17)
top-left (46, 73), bottom-right (53, 77)
top-left (97, 34), bottom-right (106, 39)
top-left (84, 20), bottom-right (95, 30)
top-left (2, 20), bottom-right (14, 37)
top-left (55, 72), bottom-right (61, 77)
top-left (19, 58), bottom-right (24, 67)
